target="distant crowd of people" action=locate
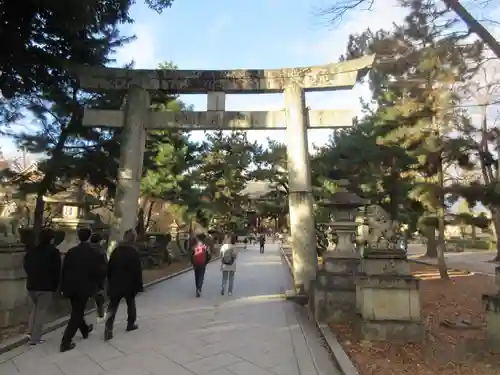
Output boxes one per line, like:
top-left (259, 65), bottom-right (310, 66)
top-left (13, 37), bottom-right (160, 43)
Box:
top-left (22, 228), bottom-right (269, 352)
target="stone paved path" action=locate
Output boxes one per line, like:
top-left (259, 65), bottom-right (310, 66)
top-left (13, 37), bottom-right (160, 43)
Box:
top-left (0, 244), bottom-right (340, 375)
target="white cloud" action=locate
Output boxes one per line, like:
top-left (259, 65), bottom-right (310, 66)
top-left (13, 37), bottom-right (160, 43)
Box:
top-left (114, 24), bottom-right (159, 69)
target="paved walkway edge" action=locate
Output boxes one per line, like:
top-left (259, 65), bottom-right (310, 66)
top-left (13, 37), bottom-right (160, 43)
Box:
top-left (279, 248), bottom-right (360, 375)
top-left (0, 255), bottom-right (221, 355)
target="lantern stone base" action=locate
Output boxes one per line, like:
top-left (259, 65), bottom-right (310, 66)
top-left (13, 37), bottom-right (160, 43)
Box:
top-left (482, 294), bottom-right (500, 352)
top-left (310, 254), bottom-right (361, 323)
top-left (357, 249), bottom-right (424, 342)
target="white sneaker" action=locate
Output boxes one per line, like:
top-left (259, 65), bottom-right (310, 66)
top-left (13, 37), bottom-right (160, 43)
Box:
top-left (228, 292), bottom-right (233, 296)
top-left (97, 313), bottom-right (107, 323)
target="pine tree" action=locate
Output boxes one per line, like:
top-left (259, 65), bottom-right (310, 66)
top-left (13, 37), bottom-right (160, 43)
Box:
top-left (373, 0), bottom-right (483, 277)
top-left (193, 131), bottom-right (260, 231)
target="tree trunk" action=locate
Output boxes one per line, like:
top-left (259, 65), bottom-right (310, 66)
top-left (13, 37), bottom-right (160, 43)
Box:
top-left (490, 206), bottom-right (500, 261)
top-left (442, 0), bottom-right (500, 59)
top-left (145, 201), bottom-right (155, 232)
top-left (424, 225), bottom-right (438, 258)
top-left (436, 159), bottom-right (450, 279)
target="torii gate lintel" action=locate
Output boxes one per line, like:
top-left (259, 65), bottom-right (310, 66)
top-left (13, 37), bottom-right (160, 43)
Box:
top-left (77, 55), bottom-right (375, 295)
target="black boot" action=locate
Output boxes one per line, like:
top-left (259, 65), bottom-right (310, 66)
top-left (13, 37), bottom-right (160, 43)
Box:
top-left (60, 342), bottom-right (76, 353)
top-left (82, 324), bottom-right (94, 339)
top-left (104, 330), bottom-right (113, 341)
top-left (126, 323), bottom-right (138, 332)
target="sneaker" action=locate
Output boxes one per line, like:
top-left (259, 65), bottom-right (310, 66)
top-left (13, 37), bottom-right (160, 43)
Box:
top-left (97, 313), bottom-right (107, 324)
top-left (221, 288), bottom-right (225, 296)
top-left (28, 339), bottom-right (45, 346)
top-left (228, 292), bottom-right (233, 296)
top-left (196, 289), bottom-right (201, 298)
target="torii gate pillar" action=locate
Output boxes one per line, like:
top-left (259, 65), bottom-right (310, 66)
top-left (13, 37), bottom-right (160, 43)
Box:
top-left (109, 85), bottom-right (149, 252)
top-left (284, 82), bottom-right (317, 294)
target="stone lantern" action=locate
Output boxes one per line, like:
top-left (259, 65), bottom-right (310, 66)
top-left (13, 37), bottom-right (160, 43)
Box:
top-left (310, 179), bottom-right (368, 323)
top-left (166, 220), bottom-right (184, 259)
top-left (44, 183), bottom-right (99, 252)
top-left (317, 179), bottom-right (368, 256)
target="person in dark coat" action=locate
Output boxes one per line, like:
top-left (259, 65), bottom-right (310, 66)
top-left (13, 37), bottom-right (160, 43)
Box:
top-left (104, 229), bottom-right (143, 341)
top-left (23, 228), bottom-right (62, 345)
top-left (90, 232), bottom-right (107, 322)
top-left (59, 228), bottom-right (107, 352)
top-left (259, 234), bottom-right (266, 253)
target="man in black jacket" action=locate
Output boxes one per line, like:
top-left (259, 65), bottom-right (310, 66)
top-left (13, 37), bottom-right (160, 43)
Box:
top-left (23, 228), bottom-right (62, 345)
top-left (104, 229), bottom-right (143, 341)
top-left (59, 228), bottom-right (107, 352)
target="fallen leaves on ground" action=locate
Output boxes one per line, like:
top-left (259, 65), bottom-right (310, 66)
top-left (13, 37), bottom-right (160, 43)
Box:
top-left (331, 262), bottom-right (500, 375)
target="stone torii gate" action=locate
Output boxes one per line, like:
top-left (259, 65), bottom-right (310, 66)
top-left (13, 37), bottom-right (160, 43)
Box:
top-left (76, 55), bottom-right (374, 294)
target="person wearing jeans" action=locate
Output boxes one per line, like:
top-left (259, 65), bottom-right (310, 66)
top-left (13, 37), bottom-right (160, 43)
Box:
top-left (220, 235), bottom-right (238, 296)
top-left (190, 234), bottom-right (211, 297)
top-left (23, 229), bottom-right (62, 345)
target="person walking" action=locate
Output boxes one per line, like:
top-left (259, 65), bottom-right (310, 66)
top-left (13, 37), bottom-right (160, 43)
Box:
top-left (59, 228), bottom-right (107, 352)
top-left (191, 234), bottom-right (211, 297)
top-left (23, 228), bottom-right (62, 345)
top-left (220, 235), bottom-right (238, 296)
top-left (104, 229), bottom-right (143, 341)
top-left (90, 232), bottom-right (107, 323)
top-left (259, 234), bottom-right (266, 253)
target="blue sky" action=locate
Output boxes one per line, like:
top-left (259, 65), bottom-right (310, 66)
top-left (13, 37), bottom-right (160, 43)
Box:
top-left (2, 0), bottom-right (410, 158)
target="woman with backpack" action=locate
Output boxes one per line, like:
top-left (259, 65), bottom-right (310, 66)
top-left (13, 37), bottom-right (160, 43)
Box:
top-left (220, 235), bottom-right (238, 296)
top-left (191, 234), bottom-right (211, 297)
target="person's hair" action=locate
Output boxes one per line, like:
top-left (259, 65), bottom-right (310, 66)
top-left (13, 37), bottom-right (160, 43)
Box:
top-left (90, 233), bottom-right (101, 244)
top-left (196, 233), bottom-right (206, 243)
top-left (123, 228), bottom-right (137, 243)
top-left (39, 228), bottom-right (55, 246)
top-left (77, 228), bottom-right (92, 243)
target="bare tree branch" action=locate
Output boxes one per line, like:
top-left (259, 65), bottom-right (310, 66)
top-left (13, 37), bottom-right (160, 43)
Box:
top-left (322, 0), bottom-right (500, 58)
top-left (322, 0), bottom-right (375, 23)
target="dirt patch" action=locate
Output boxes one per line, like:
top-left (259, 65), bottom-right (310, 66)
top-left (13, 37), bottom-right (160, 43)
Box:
top-left (0, 260), bottom-right (193, 345)
top-left (330, 262), bottom-right (500, 375)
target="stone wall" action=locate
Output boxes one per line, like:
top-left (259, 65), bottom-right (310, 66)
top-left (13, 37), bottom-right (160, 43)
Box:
top-left (0, 245), bottom-right (29, 328)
